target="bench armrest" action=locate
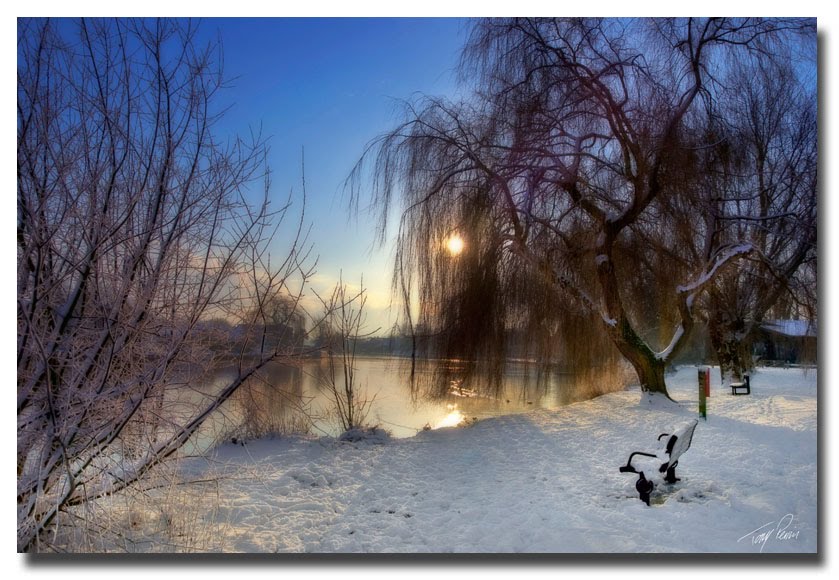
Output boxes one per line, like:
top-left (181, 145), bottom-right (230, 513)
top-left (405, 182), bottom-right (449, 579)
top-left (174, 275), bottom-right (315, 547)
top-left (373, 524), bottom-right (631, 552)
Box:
top-left (619, 451), bottom-right (658, 474)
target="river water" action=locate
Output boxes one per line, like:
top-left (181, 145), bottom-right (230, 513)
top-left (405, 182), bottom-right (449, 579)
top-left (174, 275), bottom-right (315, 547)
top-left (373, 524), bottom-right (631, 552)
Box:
top-left (179, 356), bottom-right (580, 452)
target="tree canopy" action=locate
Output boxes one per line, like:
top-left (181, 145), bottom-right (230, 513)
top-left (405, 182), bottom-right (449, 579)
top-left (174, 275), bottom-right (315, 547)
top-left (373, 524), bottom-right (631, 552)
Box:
top-left (350, 17), bottom-right (816, 398)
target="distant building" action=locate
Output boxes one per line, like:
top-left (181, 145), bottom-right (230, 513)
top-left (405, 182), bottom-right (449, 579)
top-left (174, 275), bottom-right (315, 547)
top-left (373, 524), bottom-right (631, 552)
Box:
top-left (753, 319), bottom-right (817, 365)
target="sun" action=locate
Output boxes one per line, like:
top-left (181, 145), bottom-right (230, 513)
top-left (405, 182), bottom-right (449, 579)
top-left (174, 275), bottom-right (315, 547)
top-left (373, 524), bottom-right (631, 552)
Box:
top-left (445, 234), bottom-right (464, 256)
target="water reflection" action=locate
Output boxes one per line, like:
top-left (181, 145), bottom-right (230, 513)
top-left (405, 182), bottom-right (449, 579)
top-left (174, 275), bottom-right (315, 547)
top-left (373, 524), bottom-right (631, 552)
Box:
top-left (190, 356), bottom-right (583, 446)
top-left (228, 363), bottom-right (308, 436)
top-left (433, 405), bottom-right (466, 429)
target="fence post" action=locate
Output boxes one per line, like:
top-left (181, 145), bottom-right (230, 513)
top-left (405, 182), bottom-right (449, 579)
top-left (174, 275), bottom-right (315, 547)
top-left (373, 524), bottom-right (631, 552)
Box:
top-left (698, 368), bottom-right (708, 420)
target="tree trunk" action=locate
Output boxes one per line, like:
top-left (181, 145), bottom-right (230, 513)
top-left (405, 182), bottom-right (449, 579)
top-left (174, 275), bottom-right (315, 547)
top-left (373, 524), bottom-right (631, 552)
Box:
top-left (707, 299), bottom-right (753, 386)
top-left (610, 318), bottom-right (671, 398)
top-left (594, 233), bottom-right (673, 399)
top-left (709, 320), bottom-right (752, 386)
top-left (631, 352), bottom-right (669, 396)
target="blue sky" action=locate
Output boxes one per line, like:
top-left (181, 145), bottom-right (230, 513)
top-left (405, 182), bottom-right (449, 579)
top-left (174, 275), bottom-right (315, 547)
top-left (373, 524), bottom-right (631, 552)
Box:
top-left (195, 18), bottom-right (468, 331)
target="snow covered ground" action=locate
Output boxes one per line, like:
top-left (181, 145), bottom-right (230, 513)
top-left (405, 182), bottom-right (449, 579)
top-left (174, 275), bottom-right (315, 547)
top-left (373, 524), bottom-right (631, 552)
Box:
top-left (129, 365), bottom-right (819, 553)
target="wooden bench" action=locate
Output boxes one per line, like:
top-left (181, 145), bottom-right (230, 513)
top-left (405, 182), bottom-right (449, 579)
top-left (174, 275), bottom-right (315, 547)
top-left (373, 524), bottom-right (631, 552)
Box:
top-left (731, 375), bottom-right (751, 395)
top-left (618, 419), bottom-right (698, 506)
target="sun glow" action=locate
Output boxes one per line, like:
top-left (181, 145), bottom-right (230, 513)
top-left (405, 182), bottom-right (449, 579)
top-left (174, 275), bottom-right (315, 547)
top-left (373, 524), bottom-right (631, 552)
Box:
top-left (433, 405), bottom-right (465, 429)
top-left (445, 234), bottom-right (464, 256)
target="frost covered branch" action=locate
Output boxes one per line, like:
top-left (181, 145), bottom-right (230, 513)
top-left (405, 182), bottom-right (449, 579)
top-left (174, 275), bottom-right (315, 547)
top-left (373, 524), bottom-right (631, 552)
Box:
top-left (17, 18), bottom-right (313, 552)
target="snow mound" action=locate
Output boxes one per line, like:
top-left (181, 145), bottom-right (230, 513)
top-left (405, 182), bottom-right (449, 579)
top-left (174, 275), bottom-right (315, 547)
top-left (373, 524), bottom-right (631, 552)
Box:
top-left (337, 426), bottom-right (392, 445)
top-left (638, 390), bottom-right (685, 412)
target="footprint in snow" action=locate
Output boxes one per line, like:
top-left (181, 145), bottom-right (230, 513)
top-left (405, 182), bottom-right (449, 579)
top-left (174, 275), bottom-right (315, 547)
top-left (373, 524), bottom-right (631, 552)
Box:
top-left (369, 508), bottom-right (413, 518)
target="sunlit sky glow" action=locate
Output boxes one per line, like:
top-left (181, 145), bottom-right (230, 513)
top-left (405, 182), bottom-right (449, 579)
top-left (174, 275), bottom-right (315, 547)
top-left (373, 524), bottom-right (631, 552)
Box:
top-left (6, 9), bottom-right (834, 336)
top-left (446, 234), bottom-right (465, 257)
top-left (197, 17), bottom-right (468, 332)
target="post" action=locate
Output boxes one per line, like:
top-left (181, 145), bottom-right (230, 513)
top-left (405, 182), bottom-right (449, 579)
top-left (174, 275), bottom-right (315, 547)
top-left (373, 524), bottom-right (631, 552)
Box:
top-left (704, 368), bottom-right (711, 398)
top-left (698, 368), bottom-right (708, 420)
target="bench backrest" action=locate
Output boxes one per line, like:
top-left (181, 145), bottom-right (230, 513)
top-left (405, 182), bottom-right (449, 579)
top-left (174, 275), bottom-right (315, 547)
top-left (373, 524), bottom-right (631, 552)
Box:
top-left (663, 419), bottom-right (697, 464)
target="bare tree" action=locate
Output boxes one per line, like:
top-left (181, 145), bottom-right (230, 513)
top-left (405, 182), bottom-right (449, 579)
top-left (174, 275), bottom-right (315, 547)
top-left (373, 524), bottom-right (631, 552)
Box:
top-left (315, 276), bottom-right (378, 433)
top-left (350, 17), bottom-right (814, 399)
top-left (17, 18), bottom-right (312, 551)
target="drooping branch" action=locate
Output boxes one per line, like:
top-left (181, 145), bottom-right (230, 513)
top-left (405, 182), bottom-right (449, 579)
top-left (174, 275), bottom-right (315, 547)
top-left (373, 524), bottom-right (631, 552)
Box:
top-left (349, 17), bottom-right (814, 400)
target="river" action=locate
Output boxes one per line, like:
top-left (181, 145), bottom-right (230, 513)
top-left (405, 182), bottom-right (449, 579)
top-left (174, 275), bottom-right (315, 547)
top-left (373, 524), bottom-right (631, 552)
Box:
top-left (177, 356), bottom-right (582, 453)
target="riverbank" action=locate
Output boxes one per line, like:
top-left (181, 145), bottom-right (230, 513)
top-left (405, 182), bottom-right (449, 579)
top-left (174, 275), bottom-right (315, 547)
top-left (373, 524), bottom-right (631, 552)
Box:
top-left (92, 365), bottom-right (819, 553)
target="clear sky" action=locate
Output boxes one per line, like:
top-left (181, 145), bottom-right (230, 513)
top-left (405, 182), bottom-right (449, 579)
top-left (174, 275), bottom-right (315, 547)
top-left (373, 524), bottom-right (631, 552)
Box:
top-left (197, 18), bottom-right (469, 333)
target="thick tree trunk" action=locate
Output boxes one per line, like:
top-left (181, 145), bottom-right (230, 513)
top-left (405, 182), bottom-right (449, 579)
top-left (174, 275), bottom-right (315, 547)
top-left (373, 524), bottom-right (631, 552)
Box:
top-left (707, 294), bottom-right (753, 386)
top-left (631, 352), bottom-right (669, 396)
top-left (594, 232), bottom-right (673, 399)
top-left (709, 319), bottom-right (752, 386)
top-left (609, 318), bottom-right (671, 398)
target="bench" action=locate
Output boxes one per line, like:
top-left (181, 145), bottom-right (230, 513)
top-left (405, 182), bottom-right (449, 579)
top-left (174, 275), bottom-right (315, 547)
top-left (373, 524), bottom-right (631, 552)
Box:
top-left (618, 419), bottom-right (698, 506)
top-left (731, 375), bottom-right (751, 395)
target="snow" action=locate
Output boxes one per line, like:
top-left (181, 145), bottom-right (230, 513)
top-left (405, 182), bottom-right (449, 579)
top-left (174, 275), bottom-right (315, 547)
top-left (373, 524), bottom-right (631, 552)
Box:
top-left (761, 319), bottom-right (817, 338)
top-left (655, 324), bottom-right (684, 361)
top-left (677, 243), bottom-right (753, 295)
top-left (105, 366), bottom-right (818, 553)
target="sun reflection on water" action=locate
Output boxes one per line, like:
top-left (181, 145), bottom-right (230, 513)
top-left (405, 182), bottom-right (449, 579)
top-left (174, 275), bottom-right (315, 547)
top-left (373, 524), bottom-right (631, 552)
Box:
top-left (433, 404), bottom-right (465, 429)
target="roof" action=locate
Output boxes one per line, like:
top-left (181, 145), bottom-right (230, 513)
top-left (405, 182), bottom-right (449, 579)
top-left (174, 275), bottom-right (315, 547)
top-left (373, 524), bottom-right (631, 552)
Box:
top-left (760, 319), bottom-right (817, 338)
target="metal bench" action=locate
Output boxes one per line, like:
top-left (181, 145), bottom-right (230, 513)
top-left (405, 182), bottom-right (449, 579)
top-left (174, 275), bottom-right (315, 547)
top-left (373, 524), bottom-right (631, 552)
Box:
top-left (619, 419), bottom-right (698, 505)
top-left (731, 375), bottom-right (751, 395)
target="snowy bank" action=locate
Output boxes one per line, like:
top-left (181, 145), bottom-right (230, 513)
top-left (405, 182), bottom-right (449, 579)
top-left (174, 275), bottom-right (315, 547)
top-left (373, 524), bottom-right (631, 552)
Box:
top-left (166, 366), bottom-right (818, 553)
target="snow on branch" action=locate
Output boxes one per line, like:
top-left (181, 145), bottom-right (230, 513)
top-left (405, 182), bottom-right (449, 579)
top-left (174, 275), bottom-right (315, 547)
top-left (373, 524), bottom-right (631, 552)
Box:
top-left (676, 243), bottom-right (753, 297)
top-left (654, 243), bottom-right (753, 364)
top-left (655, 324), bottom-right (685, 361)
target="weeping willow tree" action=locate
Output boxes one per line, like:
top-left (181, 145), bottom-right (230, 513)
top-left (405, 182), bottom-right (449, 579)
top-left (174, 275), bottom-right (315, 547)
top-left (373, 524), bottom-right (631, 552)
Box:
top-left (404, 184), bottom-right (629, 400)
top-left (351, 17), bottom-right (813, 399)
